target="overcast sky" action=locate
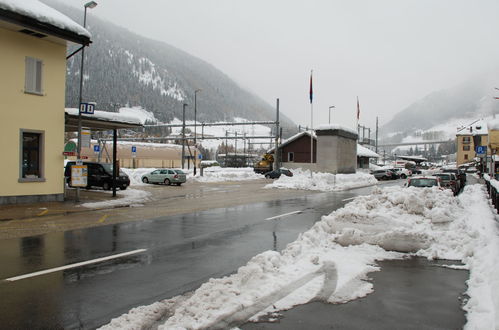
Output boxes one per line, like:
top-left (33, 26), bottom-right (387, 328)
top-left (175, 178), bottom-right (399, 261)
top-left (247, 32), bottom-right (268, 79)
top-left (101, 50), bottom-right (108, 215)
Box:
top-left (66, 0), bottom-right (499, 130)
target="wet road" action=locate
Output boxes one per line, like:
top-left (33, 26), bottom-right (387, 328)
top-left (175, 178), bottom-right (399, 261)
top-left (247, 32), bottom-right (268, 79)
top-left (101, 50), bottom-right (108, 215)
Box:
top-left (0, 183), bottom-right (392, 329)
top-left (243, 258), bottom-right (468, 330)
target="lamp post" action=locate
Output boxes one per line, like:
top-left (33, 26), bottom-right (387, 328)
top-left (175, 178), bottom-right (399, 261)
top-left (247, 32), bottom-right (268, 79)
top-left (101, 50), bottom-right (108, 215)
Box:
top-left (194, 89), bottom-right (201, 176)
top-left (181, 103), bottom-right (187, 169)
top-left (76, 0), bottom-right (97, 202)
top-left (328, 105), bottom-right (335, 124)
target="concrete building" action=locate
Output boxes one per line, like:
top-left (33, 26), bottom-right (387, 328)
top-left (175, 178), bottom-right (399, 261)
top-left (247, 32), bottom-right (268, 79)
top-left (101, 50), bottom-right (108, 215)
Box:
top-left (0, 1), bottom-right (90, 204)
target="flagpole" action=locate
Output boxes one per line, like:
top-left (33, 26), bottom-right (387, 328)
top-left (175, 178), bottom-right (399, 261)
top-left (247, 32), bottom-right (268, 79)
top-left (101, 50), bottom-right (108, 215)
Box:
top-left (310, 70), bottom-right (314, 178)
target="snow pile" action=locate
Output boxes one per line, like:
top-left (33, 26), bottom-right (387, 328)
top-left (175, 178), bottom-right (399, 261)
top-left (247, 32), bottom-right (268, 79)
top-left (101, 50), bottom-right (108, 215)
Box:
top-left (265, 168), bottom-right (377, 191)
top-left (80, 188), bottom-right (151, 209)
top-left (120, 168), bottom-right (154, 186)
top-left (99, 185), bottom-right (499, 329)
top-left (191, 167), bottom-right (264, 182)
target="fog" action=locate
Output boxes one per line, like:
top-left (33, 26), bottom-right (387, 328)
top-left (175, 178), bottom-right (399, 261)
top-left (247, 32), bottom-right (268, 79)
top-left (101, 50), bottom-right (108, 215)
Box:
top-left (65, 0), bottom-right (499, 130)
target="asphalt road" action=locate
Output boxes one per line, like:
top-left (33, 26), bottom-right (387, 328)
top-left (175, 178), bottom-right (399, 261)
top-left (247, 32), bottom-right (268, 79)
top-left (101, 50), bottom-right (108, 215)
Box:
top-left (0, 182), bottom-right (391, 329)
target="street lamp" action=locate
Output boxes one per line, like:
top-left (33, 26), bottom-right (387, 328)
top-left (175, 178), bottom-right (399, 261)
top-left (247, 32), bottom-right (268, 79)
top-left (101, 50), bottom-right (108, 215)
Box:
top-left (76, 0), bottom-right (97, 202)
top-left (328, 105), bottom-right (335, 124)
top-left (194, 89), bottom-right (202, 176)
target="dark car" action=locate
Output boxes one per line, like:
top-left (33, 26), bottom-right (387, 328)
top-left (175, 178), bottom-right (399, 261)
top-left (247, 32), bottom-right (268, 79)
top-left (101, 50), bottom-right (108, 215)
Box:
top-left (264, 168), bottom-right (293, 179)
top-left (64, 161), bottom-right (130, 190)
top-left (371, 169), bottom-right (394, 180)
top-left (386, 168), bottom-right (401, 180)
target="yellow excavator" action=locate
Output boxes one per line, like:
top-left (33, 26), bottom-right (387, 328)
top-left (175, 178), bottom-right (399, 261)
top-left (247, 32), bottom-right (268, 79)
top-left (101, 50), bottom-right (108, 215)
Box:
top-left (253, 153), bottom-right (274, 174)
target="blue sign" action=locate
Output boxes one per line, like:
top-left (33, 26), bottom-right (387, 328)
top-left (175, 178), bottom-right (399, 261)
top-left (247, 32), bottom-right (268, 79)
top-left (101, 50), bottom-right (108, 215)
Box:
top-left (93, 145), bottom-right (100, 153)
top-left (80, 102), bottom-right (96, 114)
top-left (476, 146), bottom-right (487, 155)
top-left (198, 154), bottom-right (203, 160)
top-left (131, 146), bottom-right (137, 153)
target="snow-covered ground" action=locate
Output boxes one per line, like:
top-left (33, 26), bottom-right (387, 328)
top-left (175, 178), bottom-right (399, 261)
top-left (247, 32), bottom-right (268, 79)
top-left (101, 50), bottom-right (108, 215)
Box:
top-left (79, 188), bottom-right (151, 209)
top-left (99, 184), bottom-right (499, 329)
top-left (265, 168), bottom-right (378, 191)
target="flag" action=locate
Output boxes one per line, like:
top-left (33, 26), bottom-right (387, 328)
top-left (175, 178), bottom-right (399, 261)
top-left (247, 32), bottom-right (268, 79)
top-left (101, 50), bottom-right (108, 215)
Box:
top-left (356, 96), bottom-right (360, 120)
top-left (309, 71), bottom-right (313, 104)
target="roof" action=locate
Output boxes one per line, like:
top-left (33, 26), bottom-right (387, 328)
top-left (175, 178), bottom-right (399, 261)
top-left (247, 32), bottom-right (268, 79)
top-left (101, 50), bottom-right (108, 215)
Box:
top-left (0, 0), bottom-right (91, 45)
top-left (267, 131), bottom-right (315, 153)
top-left (456, 119), bottom-right (488, 136)
top-left (65, 108), bottom-right (143, 132)
top-left (357, 144), bottom-right (380, 158)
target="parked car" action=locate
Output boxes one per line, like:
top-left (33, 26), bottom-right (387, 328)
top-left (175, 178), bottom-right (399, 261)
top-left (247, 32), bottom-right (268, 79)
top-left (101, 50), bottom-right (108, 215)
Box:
top-left (410, 168), bottom-right (422, 175)
top-left (392, 168), bottom-right (412, 179)
top-left (406, 176), bottom-right (442, 188)
top-left (386, 168), bottom-right (401, 179)
top-left (64, 161), bottom-right (130, 190)
top-left (141, 169), bottom-right (187, 185)
top-left (263, 168), bottom-right (293, 179)
top-left (433, 173), bottom-right (458, 195)
top-left (442, 167), bottom-right (466, 187)
top-left (371, 169), bottom-right (394, 180)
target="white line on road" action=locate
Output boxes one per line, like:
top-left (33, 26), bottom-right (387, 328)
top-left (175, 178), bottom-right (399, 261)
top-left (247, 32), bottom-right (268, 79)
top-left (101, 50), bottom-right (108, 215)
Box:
top-left (342, 197), bottom-right (356, 202)
top-left (4, 249), bottom-right (147, 282)
top-left (265, 210), bottom-right (302, 221)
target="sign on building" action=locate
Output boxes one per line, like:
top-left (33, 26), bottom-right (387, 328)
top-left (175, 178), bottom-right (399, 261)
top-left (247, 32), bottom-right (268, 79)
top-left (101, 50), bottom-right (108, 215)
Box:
top-left (71, 165), bottom-right (88, 187)
top-left (81, 129), bottom-right (91, 148)
top-left (80, 102), bottom-right (96, 114)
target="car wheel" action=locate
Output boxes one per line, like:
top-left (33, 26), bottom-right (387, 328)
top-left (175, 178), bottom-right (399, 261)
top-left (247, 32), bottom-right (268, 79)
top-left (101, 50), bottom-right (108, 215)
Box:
top-left (142, 177), bottom-right (149, 184)
top-left (401, 174), bottom-right (407, 179)
top-left (177, 183), bottom-right (182, 186)
top-left (382, 176), bottom-right (388, 180)
top-left (164, 178), bottom-right (171, 185)
top-left (102, 182), bottom-right (111, 190)
top-left (120, 185), bottom-right (127, 190)
top-left (265, 174), bottom-right (271, 179)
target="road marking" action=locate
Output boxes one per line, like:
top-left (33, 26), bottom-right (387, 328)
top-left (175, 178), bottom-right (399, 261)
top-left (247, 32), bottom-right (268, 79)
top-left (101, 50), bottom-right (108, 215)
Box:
top-left (342, 197), bottom-right (356, 202)
top-left (265, 210), bottom-right (302, 221)
top-left (37, 210), bottom-right (49, 216)
top-left (98, 214), bottom-right (108, 223)
top-left (4, 249), bottom-right (147, 282)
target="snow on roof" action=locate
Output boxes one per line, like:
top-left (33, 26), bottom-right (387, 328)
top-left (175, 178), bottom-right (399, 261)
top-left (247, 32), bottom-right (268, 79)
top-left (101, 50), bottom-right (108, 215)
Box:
top-left (0, 0), bottom-right (91, 38)
top-left (117, 107), bottom-right (157, 124)
top-left (315, 124), bottom-right (358, 136)
top-left (357, 144), bottom-right (380, 158)
top-left (267, 131), bottom-right (316, 153)
top-left (456, 119), bottom-right (488, 136)
top-left (487, 118), bottom-right (499, 131)
top-left (65, 108), bottom-right (142, 125)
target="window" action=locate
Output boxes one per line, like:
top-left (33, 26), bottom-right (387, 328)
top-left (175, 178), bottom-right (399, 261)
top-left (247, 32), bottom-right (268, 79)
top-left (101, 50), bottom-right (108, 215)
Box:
top-left (464, 154), bottom-right (469, 160)
top-left (288, 152), bottom-right (294, 162)
top-left (25, 56), bottom-right (43, 95)
top-left (20, 130), bottom-right (44, 181)
top-left (463, 145), bottom-right (470, 151)
top-left (462, 136), bottom-right (471, 144)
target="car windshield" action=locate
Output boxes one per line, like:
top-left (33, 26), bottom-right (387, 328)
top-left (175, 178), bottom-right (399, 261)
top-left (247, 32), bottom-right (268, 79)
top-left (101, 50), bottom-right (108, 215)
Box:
top-left (435, 174), bottom-right (451, 180)
top-left (101, 163), bottom-right (113, 174)
top-left (408, 178), bottom-right (438, 187)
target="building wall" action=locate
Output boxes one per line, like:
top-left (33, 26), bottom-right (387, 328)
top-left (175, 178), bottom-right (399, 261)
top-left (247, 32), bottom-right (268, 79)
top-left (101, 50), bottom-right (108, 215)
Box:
top-left (0, 28), bottom-right (66, 201)
top-left (281, 135), bottom-right (316, 163)
top-left (456, 134), bottom-right (487, 166)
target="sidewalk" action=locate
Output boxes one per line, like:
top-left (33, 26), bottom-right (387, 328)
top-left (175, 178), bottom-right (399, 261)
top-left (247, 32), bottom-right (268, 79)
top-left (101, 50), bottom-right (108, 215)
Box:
top-left (0, 188), bottom-right (125, 222)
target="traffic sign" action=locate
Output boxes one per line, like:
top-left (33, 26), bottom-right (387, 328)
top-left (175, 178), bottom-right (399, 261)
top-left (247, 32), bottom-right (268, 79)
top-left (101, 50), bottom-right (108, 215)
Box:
top-left (80, 102), bottom-right (96, 114)
top-left (476, 146), bottom-right (487, 155)
top-left (131, 146), bottom-right (137, 158)
top-left (198, 154), bottom-right (203, 160)
top-left (93, 145), bottom-right (100, 154)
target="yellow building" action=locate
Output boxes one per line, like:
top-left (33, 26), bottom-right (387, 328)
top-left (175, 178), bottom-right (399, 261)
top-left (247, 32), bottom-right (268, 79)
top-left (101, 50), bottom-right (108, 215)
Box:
top-left (0, 2), bottom-right (90, 204)
top-left (456, 121), bottom-right (488, 166)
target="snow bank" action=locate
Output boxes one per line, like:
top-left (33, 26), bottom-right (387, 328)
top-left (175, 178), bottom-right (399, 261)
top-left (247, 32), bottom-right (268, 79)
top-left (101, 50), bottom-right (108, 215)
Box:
top-left (80, 188), bottom-right (151, 209)
top-left (265, 168), bottom-right (377, 191)
top-left (99, 184), bottom-right (499, 329)
top-left (190, 167), bottom-right (264, 183)
top-left (120, 168), bottom-right (153, 186)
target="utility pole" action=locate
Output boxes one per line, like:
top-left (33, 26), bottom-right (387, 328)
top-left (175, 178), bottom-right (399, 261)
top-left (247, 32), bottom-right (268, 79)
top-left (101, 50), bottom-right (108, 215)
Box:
top-left (375, 116), bottom-right (379, 154)
top-left (274, 98), bottom-right (280, 171)
top-left (194, 89), bottom-right (201, 176)
top-left (181, 103), bottom-right (187, 169)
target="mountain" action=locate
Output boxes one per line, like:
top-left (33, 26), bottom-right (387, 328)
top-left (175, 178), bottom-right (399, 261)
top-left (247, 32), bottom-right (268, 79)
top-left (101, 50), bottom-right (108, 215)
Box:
top-left (381, 73), bottom-right (499, 142)
top-left (44, 0), bottom-right (296, 134)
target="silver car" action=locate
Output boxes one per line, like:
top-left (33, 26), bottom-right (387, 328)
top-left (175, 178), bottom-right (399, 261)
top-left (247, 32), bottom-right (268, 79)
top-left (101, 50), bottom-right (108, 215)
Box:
top-left (141, 169), bottom-right (187, 185)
